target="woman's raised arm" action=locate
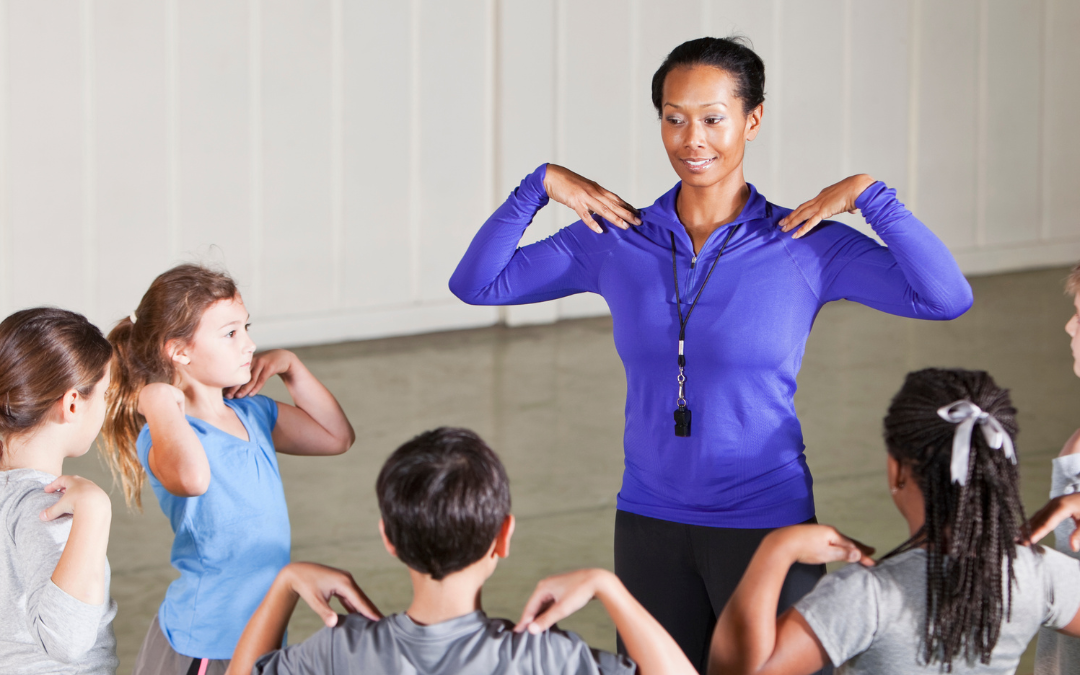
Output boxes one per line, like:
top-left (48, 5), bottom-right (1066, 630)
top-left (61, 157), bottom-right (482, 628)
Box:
top-left (448, 164), bottom-right (639, 305)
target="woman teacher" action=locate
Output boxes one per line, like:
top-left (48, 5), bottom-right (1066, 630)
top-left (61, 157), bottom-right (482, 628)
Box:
top-left (449, 37), bottom-right (972, 672)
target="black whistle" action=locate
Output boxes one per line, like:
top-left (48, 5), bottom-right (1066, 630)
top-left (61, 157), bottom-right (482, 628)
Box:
top-left (674, 406), bottom-right (691, 437)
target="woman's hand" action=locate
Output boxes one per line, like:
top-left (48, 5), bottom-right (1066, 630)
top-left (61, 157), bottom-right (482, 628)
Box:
top-left (282, 562), bottom-right (382, 627)
top-left (543, 164), bottom-right (641, 234)
top-left (779, 174), bottom-right (877, 239)
top-left (769, 524), bottom-right (876, 567)
top-left (226, 349), bottom-right (296, 399)
top-left (137, 382), bottom-right (186, 418)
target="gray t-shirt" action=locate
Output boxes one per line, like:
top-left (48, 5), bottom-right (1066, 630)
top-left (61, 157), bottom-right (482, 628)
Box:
top-left (0, 469), bottom-right (118, 674)
top-left (795, 546), bottom-right (1080, 674)
top-left (253, 610), bottom-right (637, 675)
top-left (1035, 453), bottom-right (1080, 675)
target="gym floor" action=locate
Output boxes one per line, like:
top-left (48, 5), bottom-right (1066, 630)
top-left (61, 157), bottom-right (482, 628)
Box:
top-left (72, 265), bottom-right (1080, 674)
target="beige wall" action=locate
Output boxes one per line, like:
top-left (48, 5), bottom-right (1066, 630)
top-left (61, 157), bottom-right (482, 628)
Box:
top-left (1, 0), bottom-right (1077, 347)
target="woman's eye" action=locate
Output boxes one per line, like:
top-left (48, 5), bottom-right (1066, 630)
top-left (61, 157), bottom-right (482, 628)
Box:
top-left (705, 117), bottom-right (724, 124)
top-left (665, 117), bottom-right (683, 125)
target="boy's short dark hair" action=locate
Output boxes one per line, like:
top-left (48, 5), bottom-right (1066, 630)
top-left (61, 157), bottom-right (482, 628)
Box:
top-left (376, 427), bottom-right (511, 580)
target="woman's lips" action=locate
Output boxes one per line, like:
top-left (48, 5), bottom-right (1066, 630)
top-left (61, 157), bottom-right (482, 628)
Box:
top-left (682, 157), bottom-right (716, 172)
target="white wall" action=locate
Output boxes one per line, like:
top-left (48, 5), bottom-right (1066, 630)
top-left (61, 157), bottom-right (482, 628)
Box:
top-left (1, 0), bottom-right (1078, 347)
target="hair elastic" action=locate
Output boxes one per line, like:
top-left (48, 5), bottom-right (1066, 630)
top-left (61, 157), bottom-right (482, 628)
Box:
top-left (129, 312), bottom-right (137, 324)
top-left (936, 400), bottom-right (1016, 486)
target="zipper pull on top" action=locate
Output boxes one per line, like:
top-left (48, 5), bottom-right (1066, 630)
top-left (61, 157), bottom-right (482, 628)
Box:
top-left (690, 255), bottom-right (697, 268)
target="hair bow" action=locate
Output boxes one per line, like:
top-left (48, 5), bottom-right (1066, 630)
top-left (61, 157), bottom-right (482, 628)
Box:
top-left (936, 400), bottom-right (1016, 486)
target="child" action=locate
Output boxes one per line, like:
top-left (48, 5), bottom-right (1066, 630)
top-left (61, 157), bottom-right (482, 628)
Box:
top-left (708, 368), bottom-right (1080, 674)
top-left (0, 307), bottom-right (117, 673)
top-left (1033, 263), bottom-right (1080, 674)
top-left (101, 264), bottom-right (355, 675)
top-left (225, 427), bottom-right (696, 675)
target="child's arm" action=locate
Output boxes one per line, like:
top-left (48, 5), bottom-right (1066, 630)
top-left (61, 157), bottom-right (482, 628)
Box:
top-left (1029, 493), bottom-right (1080, 553)
top-left (225, 350), bottom-right (355, 456)
top-left (18, 477), bottom-right (113, 662)
top-left (226, 562), bottom-right (381, 675)
top-left (707, 525), bottom-right (874, 675)
top-left (514, 568), bottom-right (696, 675)
top-left (139, 382), bottom-right (211, 496)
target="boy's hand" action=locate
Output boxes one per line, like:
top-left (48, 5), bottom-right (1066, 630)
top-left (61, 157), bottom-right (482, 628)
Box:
top-left (137, 382), bottom-right (186, 418)
top-left (767, 524), bottom-right (876, 567)
top-left (514, 568), bottom-right (613, 635)
top-left (226, 349), bottom-right (296, 399)
top-left (40, 475), bottom-right (111, 522)
top-left (1027, 494), bottom-right (1080, 551)
top-left (283, 562), bottom-right (382, 627)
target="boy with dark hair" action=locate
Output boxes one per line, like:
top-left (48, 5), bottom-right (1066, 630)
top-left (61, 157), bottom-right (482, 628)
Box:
top-left (226, 427), bottom-right (695, 675)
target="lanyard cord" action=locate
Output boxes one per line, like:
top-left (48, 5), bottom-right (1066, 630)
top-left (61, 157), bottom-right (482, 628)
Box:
top-left (670, 224), bottom-right (740, 366)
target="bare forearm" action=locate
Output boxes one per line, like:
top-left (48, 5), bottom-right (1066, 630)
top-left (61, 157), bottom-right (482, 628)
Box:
top-left (227, 572), bottom-right (298, 675)
top-left (595, 571), bottom-right (696, 675)
top-left (281, 359), bottom-right (354, 452)
top-left (710, 535), bottom-right (793, 675)
top-left (50, 500), bottom-right (111, 605)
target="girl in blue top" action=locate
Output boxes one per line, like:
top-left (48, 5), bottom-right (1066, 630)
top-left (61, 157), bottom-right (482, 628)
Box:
top-left (450, 37), bottom-right (973, 672)
top-left (102, 264), bottom-right (355, 675)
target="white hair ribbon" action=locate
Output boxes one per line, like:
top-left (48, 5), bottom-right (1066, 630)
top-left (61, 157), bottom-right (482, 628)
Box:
top-left (936, 400), bottom-right (1016, 486)
top-left (129, 312), bottom-right (137, 324)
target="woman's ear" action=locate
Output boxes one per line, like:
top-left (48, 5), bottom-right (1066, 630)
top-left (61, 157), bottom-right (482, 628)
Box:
top-left (745, 103), bottom-right (763, 141)
top-left (494, 514), bottom-right (515, 559)
top-left (165, 339), bottom-right (191, 366)
top-left (378, 518), bottom-right (398, 559)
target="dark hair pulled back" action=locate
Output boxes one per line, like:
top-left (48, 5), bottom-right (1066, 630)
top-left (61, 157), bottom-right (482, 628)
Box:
top-left (651, 36), bottom-right (766, 116)
top-left (376, 427), bottom-right (511, 581)
top-left (0, 308), bottom-right (113, 462)
top-left (883, 368), bottom-right (1026, 669)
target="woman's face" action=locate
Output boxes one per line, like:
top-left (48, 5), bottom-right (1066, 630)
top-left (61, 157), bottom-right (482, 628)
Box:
top-left (660, 65), bottom-right (762, 189)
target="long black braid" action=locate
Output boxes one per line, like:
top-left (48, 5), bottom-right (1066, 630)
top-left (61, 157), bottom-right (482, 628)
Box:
top-left (881, 368), bottom-right (1029, 670)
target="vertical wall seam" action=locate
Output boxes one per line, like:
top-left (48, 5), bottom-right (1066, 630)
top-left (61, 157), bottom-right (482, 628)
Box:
top-left (248, 0), bottom-right (263, 311)
top-left (975, 0), bottom-right (988, 247)
top-left (1039, 0), bottom-right (1051, 240)
top-left (905, 0), bottom-right (921, 211)
top-left (408, 0), bottom-right (421, 303)
top-left (166, 0), bottom-right (180, 261)
top-left (330, 0), bottom-right (344, 306)
top-left (492, 0), bottom-right (506, 325)
top-left (628, 0), bottom-right (639, 204)
top-left (840, 0), bottom-right (853, 178)
top-left (0, 0), bottom-right (9, 316)
top-left (770, 0), bottom-right (782, 199)
top-left (81, 0), bottom-right (96, 317)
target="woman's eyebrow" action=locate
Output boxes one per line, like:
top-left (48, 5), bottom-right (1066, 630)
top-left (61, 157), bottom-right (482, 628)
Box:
top-left (663, 101), bottom-right (727, 109)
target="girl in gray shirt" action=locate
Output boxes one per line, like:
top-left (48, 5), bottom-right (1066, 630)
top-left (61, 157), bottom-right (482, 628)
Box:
top-left (0, 308), bottom-right (117, 674)
top-left (709, 368), bottom-right (1080, 675)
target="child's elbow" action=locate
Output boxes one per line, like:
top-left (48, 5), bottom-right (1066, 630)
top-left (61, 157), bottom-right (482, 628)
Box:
top-left (331, 432), bottom-right (354, 456)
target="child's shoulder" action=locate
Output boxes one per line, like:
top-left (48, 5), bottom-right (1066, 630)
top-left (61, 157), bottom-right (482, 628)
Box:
top-left (0, 469), bottom-right (65, 541)
top-left (226, 394), bottom-right (279, 428)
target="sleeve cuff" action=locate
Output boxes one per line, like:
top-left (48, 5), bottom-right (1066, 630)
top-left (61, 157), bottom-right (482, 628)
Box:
top-left (853, 180), bottom-right (886, 212)
top-left (516, 163), bottom-right (551, 208)
top-left (1052, 454), bottom-right (1080, 497)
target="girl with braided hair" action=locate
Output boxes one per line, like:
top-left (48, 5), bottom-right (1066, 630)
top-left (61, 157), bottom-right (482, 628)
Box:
top-left (707, 368), bottom-right (1080, 674)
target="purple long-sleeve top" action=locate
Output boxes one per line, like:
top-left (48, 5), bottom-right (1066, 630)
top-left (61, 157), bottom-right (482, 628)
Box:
top-left (450, 164), bottom-right (973, 528)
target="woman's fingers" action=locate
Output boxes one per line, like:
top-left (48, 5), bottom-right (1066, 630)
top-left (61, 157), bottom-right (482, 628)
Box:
top-left (793, 214), bottom-right (824, 239)
top-left (574, 207), bottom-right (603, 234)
top-left (335, 577), bottom-right (383, 622)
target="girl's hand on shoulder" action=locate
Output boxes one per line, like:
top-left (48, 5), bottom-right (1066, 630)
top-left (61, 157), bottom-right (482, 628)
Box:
top-left (226, 349), bottom-right (296, 399)
top-left (543, 164), bottom-right (641, 234)
top-left (769, 524), bottom-right (876, 567)
top-left (779, 174), bottom-right (877, 239)
top-left (40, 475), bottom-right (111, 523)
top-left (137, 382), bottom-right (186, 418)
top-left (283, 562), bottom-right (382, 627)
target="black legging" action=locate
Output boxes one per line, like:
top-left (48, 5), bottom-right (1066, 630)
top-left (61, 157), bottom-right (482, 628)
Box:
top-left (614, 510), bottom-right (831, 675)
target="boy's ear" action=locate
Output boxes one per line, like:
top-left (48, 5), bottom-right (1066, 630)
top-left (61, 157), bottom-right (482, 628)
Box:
top-left (378, 518), bottom-right (398, 559)
top-left (493, 514), bottom-right (515, 559)
top-left (165, 338), bottom-right (191, 366)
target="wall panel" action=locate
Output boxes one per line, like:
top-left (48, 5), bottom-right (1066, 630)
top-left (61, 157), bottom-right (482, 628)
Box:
top-left (93, 0), bottom-right (170, 327)
top-left (7, 1), bottom-right (84, 312)
top-left (1044, 0), bottom-right (1080, 241)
